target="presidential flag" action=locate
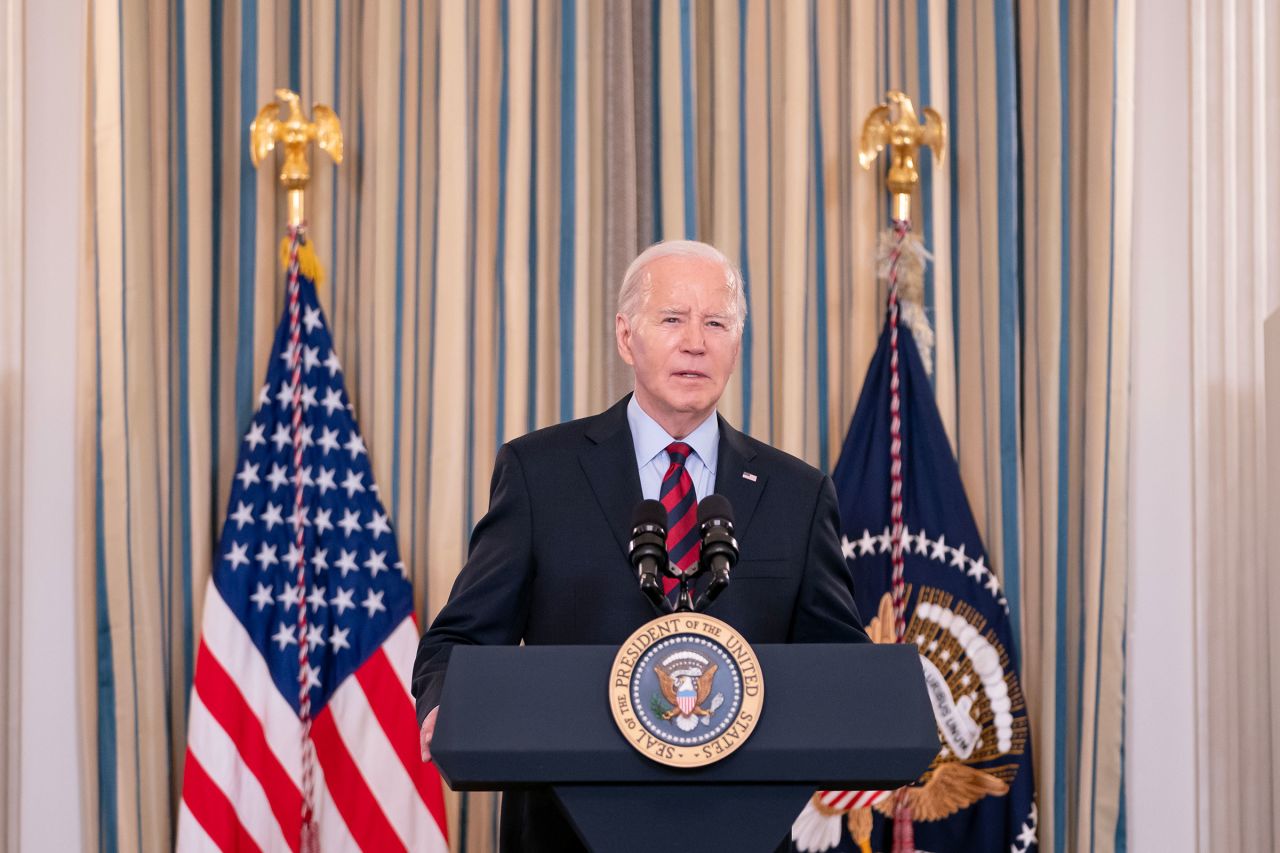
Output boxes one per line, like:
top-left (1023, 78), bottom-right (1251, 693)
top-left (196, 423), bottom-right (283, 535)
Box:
top-left (793, 313), bottom-right (1037, 853)
top-left (177, 248), bottom-right (449, 852)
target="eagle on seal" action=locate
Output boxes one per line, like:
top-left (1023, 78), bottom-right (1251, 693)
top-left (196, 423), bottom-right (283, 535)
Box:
top-left (655, 662), bottom-right (718, 732)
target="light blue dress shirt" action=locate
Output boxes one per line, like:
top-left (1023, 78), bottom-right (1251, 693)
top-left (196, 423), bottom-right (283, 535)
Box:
top-left (627, 395), bottom-right (719, 502)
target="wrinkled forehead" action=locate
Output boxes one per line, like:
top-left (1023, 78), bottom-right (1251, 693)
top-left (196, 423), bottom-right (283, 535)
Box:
top-left (642, 255), bottom-right (735, 309)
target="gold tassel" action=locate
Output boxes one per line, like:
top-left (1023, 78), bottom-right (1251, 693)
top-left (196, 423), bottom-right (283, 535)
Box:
top-left (279, 237), bottom-right (326, 288)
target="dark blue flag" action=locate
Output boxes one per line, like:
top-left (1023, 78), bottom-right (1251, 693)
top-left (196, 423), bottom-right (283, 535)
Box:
top-left (794, 319), bottom-right (1038, 853)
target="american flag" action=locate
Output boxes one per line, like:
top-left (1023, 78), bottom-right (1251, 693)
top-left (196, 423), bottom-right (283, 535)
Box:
top-left (177, 258), bottom-right (449, 852)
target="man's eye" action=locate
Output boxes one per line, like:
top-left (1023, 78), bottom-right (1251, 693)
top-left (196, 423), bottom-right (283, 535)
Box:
top-left (707, 320), bottom-right (724, 328)
top-left (662, 316), bottom-right (680, 323)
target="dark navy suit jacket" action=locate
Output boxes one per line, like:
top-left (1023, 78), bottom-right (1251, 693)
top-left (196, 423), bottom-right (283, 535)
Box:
top-left (412, 395), bottom-right (868, 851)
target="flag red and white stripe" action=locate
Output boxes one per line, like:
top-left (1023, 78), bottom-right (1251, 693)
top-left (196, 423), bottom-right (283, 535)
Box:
top-left (179, 583), bottom-right (448, 852)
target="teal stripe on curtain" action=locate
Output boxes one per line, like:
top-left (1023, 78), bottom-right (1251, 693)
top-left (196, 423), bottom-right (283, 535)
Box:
top-left (234, 3), bottom-right (258, 430)
top-left (915, 0), bottom-right (935, 324)
top-left (1054, 0), bottom-right (1073, 843)
top-left (392, 0), bottom-right (409, 517)
top-left (494, 0), bottom-right (511, 447)
top-left (91, 205), bottom-right (120, 853)
top-left (173, 0), bottom-right (193, 713)
top-left (808, 2), bottom-right (830, 472)
top-left (735, 0), bottom-right (752, 435)
top-left (557, 0), bottom-right (576, 423)
top-left (678, 0), bottom-right (696, 238)
top-left (993, 0), bottom-right (1023, 643)
top-left (463, 0), bottom-right (478, 537)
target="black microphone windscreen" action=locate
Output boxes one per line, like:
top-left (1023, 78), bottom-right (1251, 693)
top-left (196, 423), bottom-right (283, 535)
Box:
top-left (633, 498), bottom-right (669, 531)
top-left (697, 494), bottom-right (734, 525)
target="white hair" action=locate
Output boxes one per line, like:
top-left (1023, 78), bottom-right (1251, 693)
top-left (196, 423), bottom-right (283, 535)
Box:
top-left (617, 240), bottom-right (748, 332)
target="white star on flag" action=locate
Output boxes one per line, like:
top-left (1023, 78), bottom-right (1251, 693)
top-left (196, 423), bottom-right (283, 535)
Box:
top-left (331, 587), bottom-right (356, 615)
top-left (286, 505), bottom-right (310, 531)
top-left (338, 509), bottom-right (362, 537)
top-left (230, 501), bottom-right (255, 530)
top-left (249, 583), bottom-right (274, 611)
top-left (321, 388), bottom-right (344, 417)
top-left (364, 549), bottom-right (388, 577)
top-left (270, 622), bottom-right (296, 650)
top-left (317, 427), bottom-right (340, 456)
top-left (341, 469), bottom-right (365, 498)
top-left (224, 542), bottom-right (250, 571)
top-left (306, 586), bottom-right (328, 611)
top-left (303, 305), bottom-right (322, 332)
top-left (244, 422), bottom-right (266, 450)
top-left (270, 423), bottom-right (292, 452)
top-left (313, 509), bottom-right (334, 536)
top-left (344, 432), bottom-right (367, 459)
top-left (254, 543), bottom-right (279, 570)
top-left (335, 549), bottom-right (358, 577)
top-left (305, 624), bottom-right (326, 651)
top-left (235, 462), bottom-right (260, 490)
top-left (267, 463), bottom-right (290, 491)
top-left (300, 662), bottom-right (322, 691)
top-left (361, 589), bottom-right (386, 618)
top-left (857, 529), bottom-right (876, 555)
top-left (278, 583), bottom-right (303, 611)
top-left (367, 511), bottom-right (391, 540)
top-left (260, 502), bottom-right (284, 531)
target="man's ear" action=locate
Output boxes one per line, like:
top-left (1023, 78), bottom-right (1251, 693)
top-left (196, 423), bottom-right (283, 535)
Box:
top-left (616, 313), bottom-right (635, 366)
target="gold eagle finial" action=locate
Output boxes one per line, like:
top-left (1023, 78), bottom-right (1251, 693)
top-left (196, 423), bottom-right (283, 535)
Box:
top-left (250, 88), bottom-right (343, 227)
top-left (858, 90), bottom-right (946, 223)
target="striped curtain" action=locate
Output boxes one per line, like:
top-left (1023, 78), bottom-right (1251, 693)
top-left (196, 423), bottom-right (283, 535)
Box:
top-left (81, 1), bottom-right (1131, 851)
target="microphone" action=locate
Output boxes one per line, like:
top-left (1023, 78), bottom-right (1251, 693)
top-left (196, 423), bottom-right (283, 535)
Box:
top-left (695, 495), bottom-right (738, 609)
top-left (629, 500), bottom-right (671, 613)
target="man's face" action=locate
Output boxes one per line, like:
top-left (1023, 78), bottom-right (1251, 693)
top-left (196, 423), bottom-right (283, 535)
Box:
top-left (615, 254), bottom-right (742, 434)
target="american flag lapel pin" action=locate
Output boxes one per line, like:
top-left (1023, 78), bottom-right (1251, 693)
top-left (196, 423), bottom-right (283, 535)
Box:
top-left (742, 472), bottom-right (758, 482)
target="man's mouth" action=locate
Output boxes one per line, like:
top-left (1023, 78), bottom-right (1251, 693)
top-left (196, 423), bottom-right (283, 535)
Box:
top-left (673, 371), bottom-right (708, 380)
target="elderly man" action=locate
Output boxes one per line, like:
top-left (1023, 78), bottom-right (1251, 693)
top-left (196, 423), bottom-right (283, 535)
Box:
top-left (412, 240), bottom-right (868, 851)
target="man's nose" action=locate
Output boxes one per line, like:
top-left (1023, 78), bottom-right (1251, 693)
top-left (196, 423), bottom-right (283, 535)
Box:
top-left (680, 321), bottom-right (706, 352)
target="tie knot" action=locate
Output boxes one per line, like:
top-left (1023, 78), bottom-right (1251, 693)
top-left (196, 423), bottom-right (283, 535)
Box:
top-left (665, 442), bottom-right (693, 467)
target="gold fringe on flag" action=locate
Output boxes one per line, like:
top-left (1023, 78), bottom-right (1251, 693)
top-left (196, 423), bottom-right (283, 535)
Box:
top-left (279, 236), bottom-right (325, 285)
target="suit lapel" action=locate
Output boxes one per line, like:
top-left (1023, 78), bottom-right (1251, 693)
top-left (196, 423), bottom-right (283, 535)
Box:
top-left (714, 416), bottom-right (765, 544)
top-left (579, 400), bottom-right (765, 565)
top-left (580, 397), bottom-right (644, 564)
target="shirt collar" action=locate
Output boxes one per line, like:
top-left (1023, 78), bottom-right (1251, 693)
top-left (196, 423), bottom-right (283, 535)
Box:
top-left (627, 394), bottom-right (719, 474)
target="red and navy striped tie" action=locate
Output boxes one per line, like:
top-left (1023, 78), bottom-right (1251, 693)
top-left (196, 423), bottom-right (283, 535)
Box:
top-left (660, 442), bottom-right (700, 595)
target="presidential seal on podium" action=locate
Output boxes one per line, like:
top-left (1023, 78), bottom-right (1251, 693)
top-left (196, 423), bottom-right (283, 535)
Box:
top-left (609, 614), bottom-right (764, 768)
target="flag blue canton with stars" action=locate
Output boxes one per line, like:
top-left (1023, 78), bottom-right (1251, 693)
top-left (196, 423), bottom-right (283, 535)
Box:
top-left (826, 320), bottom-right (1038, 853)
top-left (213, 273), bottom-right (413, 715)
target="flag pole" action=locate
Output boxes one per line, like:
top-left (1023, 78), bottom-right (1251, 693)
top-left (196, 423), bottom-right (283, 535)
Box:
top-left (249, 88), bottom-right (344, 853)
top-left (858, 90), bottom-right (947, 853)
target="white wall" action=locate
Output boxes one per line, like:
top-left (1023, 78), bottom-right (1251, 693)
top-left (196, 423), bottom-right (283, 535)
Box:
top-left (1126, 0), bottom-right (1200, 849)
top-left (1130, 0), bottom-right (1280, 850)
top-left (13, 0), bottom-right (87, 849)
top-left (1, 2), bottom-right (24, 849)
